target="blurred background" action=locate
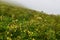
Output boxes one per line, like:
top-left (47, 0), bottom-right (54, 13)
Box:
top-left (1, 0), bottom-right (60, 15)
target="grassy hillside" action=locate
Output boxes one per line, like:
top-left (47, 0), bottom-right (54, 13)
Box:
top-left (0, 2), bottom-right (60, 40)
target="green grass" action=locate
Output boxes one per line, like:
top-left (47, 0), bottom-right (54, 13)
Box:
top-left (0, 2), bottom-right (60, 40)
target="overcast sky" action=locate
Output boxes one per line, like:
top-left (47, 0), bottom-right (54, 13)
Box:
top-left (1, 0), bottom-right (60, 15)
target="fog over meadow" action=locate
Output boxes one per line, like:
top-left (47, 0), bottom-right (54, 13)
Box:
top-left (1, 0), bottom-right (60, 15)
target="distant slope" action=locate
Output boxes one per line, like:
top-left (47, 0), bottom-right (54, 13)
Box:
top-left (0, 2), bottom-right (60, 40)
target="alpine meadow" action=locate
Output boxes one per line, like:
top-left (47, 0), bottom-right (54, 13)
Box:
top-left (0, 1), bottom-right (60, 40)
